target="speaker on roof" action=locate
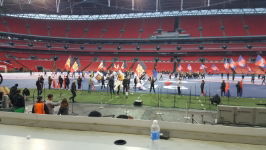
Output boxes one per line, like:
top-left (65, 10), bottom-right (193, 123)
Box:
top-left (176, 58), bottom-right (181, 62)
top-left (176, 46), bottom-right (182, 50)
top-left (221, 45), bottom-right (227, 50)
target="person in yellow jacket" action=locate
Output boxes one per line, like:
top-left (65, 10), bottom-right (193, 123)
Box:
top-left (32, 96), bottom-right (49, 114)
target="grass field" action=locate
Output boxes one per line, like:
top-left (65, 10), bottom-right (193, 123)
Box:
top-left (25, 88), bottom-right (266, 111)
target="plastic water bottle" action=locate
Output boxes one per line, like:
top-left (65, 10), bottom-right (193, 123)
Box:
top-left (150, 120), bottom-right (160, 150)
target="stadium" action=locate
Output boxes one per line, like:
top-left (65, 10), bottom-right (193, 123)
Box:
top-left (0, 0), bottom-right (266, 149)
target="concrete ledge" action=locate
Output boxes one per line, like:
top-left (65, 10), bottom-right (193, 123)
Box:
top-left (0, 112), bottom-right (266, 145)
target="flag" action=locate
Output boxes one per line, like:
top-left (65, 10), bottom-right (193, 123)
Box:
top-left (238, 55), bottom-right (246, 67)
top-left (177, 64), bottom-right (182, 71)
top-left (229, 58), bottom-right (236, 70)
top-left (255, 55), bottom-right (265, 67)
top-left (187, 64), bottom-right (192, 72)
top-left (247, 66), bottom-right (252, 72)
top-left (211, 64), bottom-right (219, 71)
top-left (98, 61), bottom-right (104, 70)
top-left (65, 57), bottom-right (71, 70)
top-left (224, 60), bottom-right (229, 69)
top-left (135, 63), bottom-right (144, 77)
top-left (71, 61), bottom-right (79, 72)
top-left (200, 64), bottom-right (206, 70)
top-left (121, 62), bottom-right (125, 70)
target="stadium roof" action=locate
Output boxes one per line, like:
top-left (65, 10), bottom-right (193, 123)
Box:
top-left (0, 0), bottom-right (265, 15)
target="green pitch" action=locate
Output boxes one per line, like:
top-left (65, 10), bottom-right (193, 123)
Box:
top-left (26, 88), bottom-right (266, 111)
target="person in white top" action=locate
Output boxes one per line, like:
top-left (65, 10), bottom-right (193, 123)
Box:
top-left (45, 94), bottom-right (59, 114)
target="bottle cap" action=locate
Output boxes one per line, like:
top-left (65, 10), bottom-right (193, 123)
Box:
top-left (153, 120), bottom-right (158, 124)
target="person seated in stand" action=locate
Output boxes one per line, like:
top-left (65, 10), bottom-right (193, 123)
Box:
top-left (22, 88), bottom-right (30, 101)
top-left (32, 96), bottom-right (49, 114)
top-left (57, 98), bottom-right (69, 115)
top-left (12, 90), bottom-right (25, 113)
top-left (45, 94), bottom-right (60, 114)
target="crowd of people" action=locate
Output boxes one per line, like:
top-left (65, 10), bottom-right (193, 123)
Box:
top-left (1, 70), bottom-right (266, 115)
top-left (5, 83), bottom-right (69, 115)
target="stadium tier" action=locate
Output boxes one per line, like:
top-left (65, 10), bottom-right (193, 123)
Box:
top-left (1, 15), bottom-right (266, 38)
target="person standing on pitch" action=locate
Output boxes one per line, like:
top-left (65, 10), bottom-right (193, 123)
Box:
top-left (262, 75), bottom-right (266, 85)
top-left (200, 80), bottom-right (205, 96)
top-left (36, 78), bottom-right (43, 96)
top-left (220, 80), bottom-right (226, 96)
top-left (0, 73), bottom-right (3, 84)
top-left (251, 74), bottom-right (255, 84)
top-left (58, 75), bottom-right (63, 88)
top-left (70, 81), bottom-right (77, 103)
top-left (65, 76), bottom-right (70, 89)
top-left (108, 76), bottom-right (115, 95)
top-left (123, 76), bottom-right (130, 94)
top-left (48, 76), bottom-right (53, 89)
top-left (177, 78), bottom-right (182, 95)
top-left (77, 76), bottom-right (82, 90)
top-left (134, 76), bottom-right (137, 90)
top-left (149, 76), bottom-right (157, 93)
top-left (225, 81), bottom-right (230, 97)
top-left (101, 76), bottom-right (106, 89)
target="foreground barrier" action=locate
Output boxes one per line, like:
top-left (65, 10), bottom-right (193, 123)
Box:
top-left (218, 105), bottom-right (266, 126)
top-left (0, 111), bottom-right (266, 145)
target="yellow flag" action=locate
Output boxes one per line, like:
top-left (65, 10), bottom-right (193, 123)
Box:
top-left (71, 61), bottom-right (79, 72)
